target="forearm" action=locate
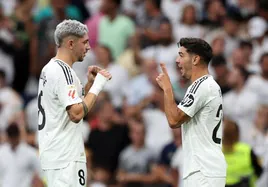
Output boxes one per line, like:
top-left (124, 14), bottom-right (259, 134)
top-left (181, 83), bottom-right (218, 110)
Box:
top-left (164, 88), bottom-right (181, 128)
top-left (68, 72), bottom-right (109, 123)
top-left (84, 82), bottom-right (93, 94)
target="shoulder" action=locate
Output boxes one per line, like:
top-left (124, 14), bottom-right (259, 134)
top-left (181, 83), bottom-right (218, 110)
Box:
top-left (0, 143), bottom-right (8, 152)
top-left (188, 75), bottom-right (211, 95)
top-left (53, 60), bottom-right (75, 85)
top-left (120, 145), bottom-right (132, 158)
top-left (235, 142), bottom-right (251, 151)
top-left (118, 15), bottom-right (134, 23)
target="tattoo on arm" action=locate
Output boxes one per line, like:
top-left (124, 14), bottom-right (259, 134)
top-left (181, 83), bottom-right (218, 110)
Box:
top-left (82, 101), bottom-right (89, 117)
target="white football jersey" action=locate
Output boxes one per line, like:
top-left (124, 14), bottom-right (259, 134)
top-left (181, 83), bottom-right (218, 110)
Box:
top-left (38, 58), bottom-right (86, 170)
top-left (177, 75), bottom-right (227, 179)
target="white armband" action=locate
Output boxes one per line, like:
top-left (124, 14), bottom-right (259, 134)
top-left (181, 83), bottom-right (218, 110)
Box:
top-left (88, 73), bottom-right (109, 96)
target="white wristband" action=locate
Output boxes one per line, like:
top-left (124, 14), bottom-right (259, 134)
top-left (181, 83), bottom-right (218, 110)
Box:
top-left (88, 73), bottom-right (109, 96)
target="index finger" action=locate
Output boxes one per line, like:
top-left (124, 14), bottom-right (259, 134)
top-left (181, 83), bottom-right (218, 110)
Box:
top-left (160, 63), bottom-right (168, 75)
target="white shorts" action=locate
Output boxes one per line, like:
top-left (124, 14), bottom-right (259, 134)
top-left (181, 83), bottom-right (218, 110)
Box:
top-left (183, 171), bottom-right (226, 187)
top-left (44, 161), bottom-right (87, 187)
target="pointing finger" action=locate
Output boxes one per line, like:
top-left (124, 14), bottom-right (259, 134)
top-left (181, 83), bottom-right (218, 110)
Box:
top-left (160, 63), bottom-right (168, 75)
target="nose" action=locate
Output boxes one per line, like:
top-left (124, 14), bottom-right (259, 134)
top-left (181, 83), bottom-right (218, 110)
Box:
top-left (176, 56), bottom-right (180, 66)
top-left (87, 44), bottom-right (91, 52)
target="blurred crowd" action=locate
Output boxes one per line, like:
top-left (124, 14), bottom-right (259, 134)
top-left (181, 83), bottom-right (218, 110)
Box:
top-left (0, 0), bottom-right (268, 187)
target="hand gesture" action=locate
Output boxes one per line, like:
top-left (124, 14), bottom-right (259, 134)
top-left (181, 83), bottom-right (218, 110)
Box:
top-left (87, 66), bottom-right (102, 84)
top-left (98, 69), bottom-right (112, 80)
top-left (156, 63), bottom-right (172, 91)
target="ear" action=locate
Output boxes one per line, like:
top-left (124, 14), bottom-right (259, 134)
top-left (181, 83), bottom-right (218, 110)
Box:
top-left (192, 55), bottom-right (200, 66)
top-left (67, 39), bottom-right (75, 50)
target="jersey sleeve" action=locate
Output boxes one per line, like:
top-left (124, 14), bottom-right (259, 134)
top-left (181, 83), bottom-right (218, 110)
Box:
top-left (177, 82), bottom-right (209, 118)
top-left (55, 68), bottom-right (82, 108)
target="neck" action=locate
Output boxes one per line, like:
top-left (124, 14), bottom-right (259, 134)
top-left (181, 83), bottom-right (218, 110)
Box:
top-left (149, 9), bottom-right (160, 17)
top-left (191, 66), bottom-right (209, 83)
top-left (234, 83), bottom-right (244, 93)
top-left (207, 12), bottom-right (218, 21)
top-left (55, 48), bottom-right (74, 67)
top-left (133, 143), bottom-right (144, 150)
top-left (10, 142), bottom-right (19, 151)
top-left (100, 62), bottom-right (109, 69)
top-left (107, 11), bottom-right (117, 21)
top-left (223, 144), bottom-right (234, 153)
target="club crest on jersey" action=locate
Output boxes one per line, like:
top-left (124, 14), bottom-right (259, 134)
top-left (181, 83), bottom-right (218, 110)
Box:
top-left (180, 93), bottom-right (194, 107)
top-left (68, 90), bottom-right (76, 99)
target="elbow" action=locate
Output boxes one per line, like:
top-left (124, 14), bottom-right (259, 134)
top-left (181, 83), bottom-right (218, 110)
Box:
top-left (168, 120), bottom-right (181, 129)
top-left (67, 108), bottom-right (83, 123)
top-left (69, 115), bottom-right (81, 123)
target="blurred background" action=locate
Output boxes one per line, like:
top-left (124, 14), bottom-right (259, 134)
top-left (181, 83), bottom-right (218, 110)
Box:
top-left (0, 0), bottom-right (268, 187)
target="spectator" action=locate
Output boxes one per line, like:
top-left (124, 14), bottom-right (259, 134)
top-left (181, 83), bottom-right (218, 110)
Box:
top-left (226, 0), bottom-right (257, 20)
top-left (98, 0), bottom-right (135, 60)
top-left (246, 53), bottom-right (268, 104)
top-left (223, 67), bottom-right (259, 143)
top-left (223, 119), bottom-right (263, 187)
top-left (174, 3), bottom-right (205, 42)
top-left (0, 4), bottom-right (15, 85)
top-left (249, 105), bottom-right (268, 160)
top-left (161, 0), bottom-right (186, 27)
top-left (153, 128), bottom-right (182, 187)
top-left (200, 0), bottom-right (226, 30)
top-left (94, 45), bottom-right (129, 109)
top-left (172, 65), bottom-right (190, 102)
top-left (117, 119), bottom-right (158, 187)
top-left (137, 0), bottom-right (167, 48)
top-left (141, 19), bottom-right (178, 82)
top-left (121, 0), bottom-right (145, 23)
top-left (35, 0), bottom-right (83, 77)
top-left (211, 55), bottom-right (231, 95)
top-left (248, 16), bottom-right (268, 68)
top-left (0, 70), bottom-right (23, 132)
top-left (86, 94), bottom-right (130, 174)
top-left (142, 86), bottom-right (173, 157)
top-left (84, 2), bottom-right (104, 49)
top-left (122, 59), bottom-right (157, 119)
top-left (8, 0), bottom-right (38, 95)
top-left (34, 0), bottom-right (82, 23)
top-left (117, 32), bottom-right (142, 78)
top-left (210, 34), bottom-right (226, 56)
top-left (0, 123), bottom-right (44, 187)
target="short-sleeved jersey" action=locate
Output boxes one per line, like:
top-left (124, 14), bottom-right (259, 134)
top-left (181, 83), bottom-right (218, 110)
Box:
top-left (177, 75), bottom-right (226, 179)
top-left (38, 58), bottom-right (86, 170)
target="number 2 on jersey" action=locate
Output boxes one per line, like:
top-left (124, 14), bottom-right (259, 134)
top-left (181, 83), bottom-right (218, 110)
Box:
top-left (212, 104), bottom-right (222, 144)
top-left (38, 91), bottom-right (46, 130)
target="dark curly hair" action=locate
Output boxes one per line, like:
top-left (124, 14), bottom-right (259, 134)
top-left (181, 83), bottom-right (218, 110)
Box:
top-left (178, 38), bottom-right (213, 64)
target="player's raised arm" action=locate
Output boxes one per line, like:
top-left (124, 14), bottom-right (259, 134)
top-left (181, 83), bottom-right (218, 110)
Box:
top-left (156, 63), bottom-right (190, 128)
top-left (67, 69), bottom-right (112, 123)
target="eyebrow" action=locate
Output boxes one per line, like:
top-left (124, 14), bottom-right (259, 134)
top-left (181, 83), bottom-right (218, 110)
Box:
top-left (179, 52), bottom-right (184, 56)
top-left (83, 39), bottom-right (89, 43)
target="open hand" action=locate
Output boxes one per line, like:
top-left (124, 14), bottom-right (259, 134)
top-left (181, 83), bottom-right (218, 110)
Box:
top-left (156, 63), bottom-right (172, 91)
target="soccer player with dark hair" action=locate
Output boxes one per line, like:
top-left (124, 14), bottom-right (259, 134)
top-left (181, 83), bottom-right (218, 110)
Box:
top-left (156, 38), bottom-right (226, 187)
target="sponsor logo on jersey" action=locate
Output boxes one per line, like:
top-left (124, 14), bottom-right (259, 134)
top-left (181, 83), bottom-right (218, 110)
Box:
top-left (180, 93), bottom-right (194, 107)
top-left (68, 90), bottom-right (76, 99)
